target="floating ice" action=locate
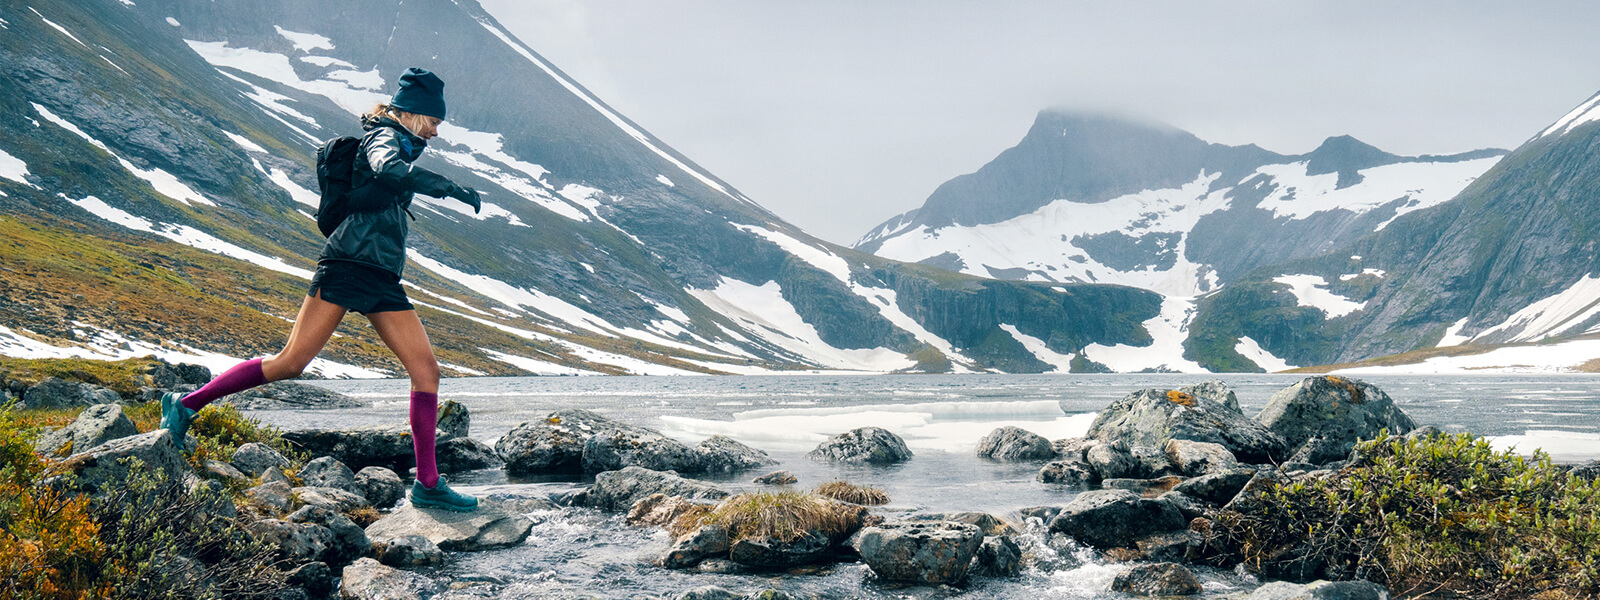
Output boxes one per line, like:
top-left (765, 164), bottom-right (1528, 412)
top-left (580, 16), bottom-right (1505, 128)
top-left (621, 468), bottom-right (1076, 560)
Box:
top-left (658, 400), bottom-right (1093, 453)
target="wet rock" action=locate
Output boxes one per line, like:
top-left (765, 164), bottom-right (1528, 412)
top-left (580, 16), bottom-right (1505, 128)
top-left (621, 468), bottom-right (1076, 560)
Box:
top-left (53, 429), bottom-right (188, 497)
top-left (299, 456), bottom-right (362, 495)
top-left (1047, 489), bottom-right (1186, 549)
top-left (22, 377), bottom-right (121, 409)
top-left (365, 500), bottom-right (534, 551)
top-left (1019, 505), bottom-right (1063, 524)
top-left (1173, 467), bottom-right (1258, 505)
top-left (356, 466), bottom-right (406, 509)
top-left (694, 435), bottom-right (778, 473)
top-left (251, 519), bottom-right (334, 563)
top-left (218, 380), bottom-right (364, 410)
top-left (231, 442), bottom-right (291, 477)
top-left (33, 403), bottom-right (138, 456)
top-left (246, 480), bottom-right (295, 513)
top-left (1038, 459), bottom-right (1097, 485)
top-left (583, 466), bottom-right (730, 512)
top-left (903, 512), bottom-right (1012, 536)
top-left (1089, 387), bottom-right (1289, 464)
top-left (374, 534), bottom-right (444, 567)
top-left (437, 399), bottom-right (470, 439)
top-left (1052, 437), bottom-right (1098, 461)
top-left (729, 530), bottom-right (831, 568)
top-left (976, 426), bottom-right (1057, 461)
top-left (1258, 376), bottom-right (1415, 462)
top-left (677, 587), bottom-right (740, 600)
top-left (496, 409), bottom-right (620, 475)
top-left (293, 486), bottom-right (370, 512)
top-left (285, 561), bottom-right (333, 599)
top-left (693, 559), bottom-right (741, 574)
top-left (854, 521), bottom-right (983, 584)
top-left (1136, 529), bottom-right (1203, 563)
top-left (1165, 439), bottom-right (1240, 476)
top-left (1242, 579), bottom-right (1391, 600)
top-left (340, 557), bottom-right (438, 600)
top-left (288, 505), bottom-right (371, 567)
top-left (969, 535), bottom-right (1022, 577)
top-left (808, 427), bottom-right (913, 465)
top-left (582, 424), bottom-right (701, 473)
top-left (281, 426), bottom-right (424, 474)
top-left (437, 437), bottom-right (505, 472)
top-left (746, 591), bottom-right (796, 600)
top-left (1111, 562), bottom-right (1202, 596)
top-left (661, 524), bottom-right (731, 569)
top-left (753, 470), bottom-right (797, 485)
top-left (628, 493), bottom-right (711, 529)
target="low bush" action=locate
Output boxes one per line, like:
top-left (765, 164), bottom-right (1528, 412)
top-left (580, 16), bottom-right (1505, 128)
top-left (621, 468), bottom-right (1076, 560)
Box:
top-left (1210, 431), bottom-right (1600, 599)
top-left (813, 480), bottom-right (889, 505)
top-left (678, 491), bottom-right (864, 544)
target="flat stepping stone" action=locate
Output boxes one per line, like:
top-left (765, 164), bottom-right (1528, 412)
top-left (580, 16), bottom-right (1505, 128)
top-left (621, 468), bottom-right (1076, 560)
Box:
top-left (364, 500), bottom-right (533, 552)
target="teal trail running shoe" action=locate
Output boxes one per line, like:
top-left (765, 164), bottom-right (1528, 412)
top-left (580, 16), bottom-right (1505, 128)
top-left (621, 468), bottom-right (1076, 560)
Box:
top-left (160, 392), bottom-right (197, 452)
top-left (409, 475), bottom-right (480, 512)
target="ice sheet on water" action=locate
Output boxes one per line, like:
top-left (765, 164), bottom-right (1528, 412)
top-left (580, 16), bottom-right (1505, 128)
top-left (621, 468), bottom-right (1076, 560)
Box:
top-left (658, 400), bottom-right (1093, 453)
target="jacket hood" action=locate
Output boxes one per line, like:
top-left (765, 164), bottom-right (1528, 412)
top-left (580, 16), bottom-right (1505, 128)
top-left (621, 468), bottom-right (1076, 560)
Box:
top-left (361, 114), bottom-right (427, 149)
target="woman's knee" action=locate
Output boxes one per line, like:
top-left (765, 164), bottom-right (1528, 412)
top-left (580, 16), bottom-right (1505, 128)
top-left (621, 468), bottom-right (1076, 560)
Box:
top-left (409, 358), bottom-right (441, 386)
top-left (262, 354), bottom-right (312, 381)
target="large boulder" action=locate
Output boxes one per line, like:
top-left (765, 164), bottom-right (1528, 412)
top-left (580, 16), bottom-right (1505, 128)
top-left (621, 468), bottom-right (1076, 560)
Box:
top-left (287, 505), bottom-right (371, 568)
top-left (355, 467), bottom-right (406, 509)
top-left (339, 558), bottom-right (438, 600)
top-left (249, 518), bottom-right (334, 563)
top-left (903, 512), bottom-right (1012, 536)
top-left (436, 437), bottom-right (504, 473)
top-left (1257, 376), bottom-right (1415, 464)
top-left (365, 501), bottom-right (534, 552)
top-left (298, 457), bottom-right (363, 496)
top-left (807, 427), bottom-right (913, 464)
top-left (694, 435), bottom-right (778, 473)
top-left (1047, 489), bottom-right (1187, 549)
top-left (53, 429), bottom-right (189, 497)
top-left (281, 426), bottom-right (425, 474)
top-left (33, 403), bottom-right (138, 456)
top-left (496, 409), bottom-right (619, 475)
top-left (582, 466), bottom-right (729, 512)
top-left (975, 426), bottom-right (1057, 461)
top-left (582, 425), bottom-right (701, 473)
top-left (1111, 562), bottom-right (1203, 596)
top-left (22, 377), bottom-right (120, 409)
top-left (1088, 385), bottom-right (1288, 464)
top-left (1185, 380), bottom-right (1241, 412)
top-left (231, 442), bottom-right (291, 477)
top-left (217, 381), bottom-right (364, 410)
top-left (854, 521), bottom-right (984, 584)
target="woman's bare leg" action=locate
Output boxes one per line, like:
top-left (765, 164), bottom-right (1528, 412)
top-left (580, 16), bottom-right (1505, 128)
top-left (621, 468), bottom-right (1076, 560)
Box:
top-left (366, 309), bottom-right (441, 393)
top-left (261, 291), bottom-right (349, 382)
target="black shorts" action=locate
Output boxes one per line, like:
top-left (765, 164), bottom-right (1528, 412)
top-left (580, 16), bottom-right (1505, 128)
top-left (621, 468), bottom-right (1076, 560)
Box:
top-left (308, 261), bottom-right (414, 315)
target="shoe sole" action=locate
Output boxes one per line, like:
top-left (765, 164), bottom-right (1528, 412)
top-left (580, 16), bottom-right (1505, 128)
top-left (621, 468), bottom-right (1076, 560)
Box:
top-left (410, 499), bottom-right (479, 512)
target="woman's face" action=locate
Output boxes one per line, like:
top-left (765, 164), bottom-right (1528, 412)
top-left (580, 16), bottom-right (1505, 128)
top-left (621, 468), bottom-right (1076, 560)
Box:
top-left (402, 113), bottom-right (443, 140)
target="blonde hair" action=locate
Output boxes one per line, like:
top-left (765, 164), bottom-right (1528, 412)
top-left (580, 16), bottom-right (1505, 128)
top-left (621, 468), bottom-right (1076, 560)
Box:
top-left (363, 103), bottom-right (439, 132)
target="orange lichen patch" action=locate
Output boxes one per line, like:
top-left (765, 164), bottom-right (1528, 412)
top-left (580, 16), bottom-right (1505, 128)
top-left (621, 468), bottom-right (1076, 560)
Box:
top-left (1325, 376), bottom-right (1366, 404)
top-left (1167, 390), bottom-right (1196, 406)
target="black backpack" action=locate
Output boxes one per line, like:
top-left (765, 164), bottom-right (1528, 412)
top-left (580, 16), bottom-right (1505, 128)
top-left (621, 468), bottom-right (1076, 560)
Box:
top-left (313, 135), bottom-right (395, 237)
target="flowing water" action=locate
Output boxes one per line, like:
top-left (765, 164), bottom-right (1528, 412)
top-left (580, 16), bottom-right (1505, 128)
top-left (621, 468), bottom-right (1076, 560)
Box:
top-left (246, 374), bottom-right (1600, 599)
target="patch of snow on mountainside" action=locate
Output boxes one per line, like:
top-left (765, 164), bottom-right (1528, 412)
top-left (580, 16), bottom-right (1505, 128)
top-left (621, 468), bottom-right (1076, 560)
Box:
top-left (407, 251), bottom-right (614, 336)
top-left (733, 224), bottom-right (969, 367)
top-left (263, 166), bottom-right (320, 207)
top-left (1470, 275), bottom-right (1600, 343)
top-left (1273, 274), bottom-right (1366, 318)
top-left (1339, 268), bottom-right (1385, 281)
top-left (999, 324), bottom-right (1074, 372)
top-left (29, 8), bottom-right (89, 49)
top-left (1539, 92), bottom-right (1600, 139)
top-left (1235, 336), bottom-right (1295, 372)
top-left (273, 26), bottom-right (333, 51)
top-left (470, 19), bottom-right (755, 206)
top-left (32, 103), bottom-right (213, 206)
top-left (1078, 296), bottom-right (1206, 373)
top-left (0, 149), bottom-right (36, 187)
top-left (1334, 339), bottom-right (1600, 375)
top-left (67, 195), bottom-right (313, 279)
top-left (1436, 318), bottom-right (1471, 347)
top-left (688, 277), bottom-right (916, 372)
top-left (869, 171), bottom-right (1228, 297)
top-left (1251, 157), bottom-right (1498, 229)
top-left (186, 40), bottom-right (387, 114)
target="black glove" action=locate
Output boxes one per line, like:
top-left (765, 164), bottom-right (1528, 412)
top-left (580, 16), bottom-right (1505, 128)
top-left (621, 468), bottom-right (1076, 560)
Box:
top-left (448, 184), bottom-right (481, 214)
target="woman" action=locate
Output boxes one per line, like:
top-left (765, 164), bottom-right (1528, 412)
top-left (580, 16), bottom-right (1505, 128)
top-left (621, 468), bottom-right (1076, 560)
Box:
top-left (162, 68), bottom-right (483, 512)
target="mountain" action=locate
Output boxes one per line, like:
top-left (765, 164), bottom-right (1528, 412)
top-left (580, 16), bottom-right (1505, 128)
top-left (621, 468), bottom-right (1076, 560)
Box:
top-left (0, 0), bottom-right (1161, 377)
top-left (1188, 90), bottom-right (1600, 372)
top-left (855, 110), bottom-right (1505, 371)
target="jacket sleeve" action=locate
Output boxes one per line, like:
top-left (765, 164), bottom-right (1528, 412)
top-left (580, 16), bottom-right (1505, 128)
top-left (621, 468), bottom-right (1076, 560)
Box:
top-left (361, 128), bottom-right (457, 198)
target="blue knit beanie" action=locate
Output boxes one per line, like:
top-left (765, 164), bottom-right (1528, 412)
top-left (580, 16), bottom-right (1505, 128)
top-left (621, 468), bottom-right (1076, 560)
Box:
top-left (389, 68), bottom-right (446, 120)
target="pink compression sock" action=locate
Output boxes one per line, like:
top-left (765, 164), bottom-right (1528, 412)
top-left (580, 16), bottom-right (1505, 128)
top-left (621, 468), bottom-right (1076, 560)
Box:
top-left (410, 391), bottom-right (440, 489)
top-left (181, 358), bottom-right (267, 411)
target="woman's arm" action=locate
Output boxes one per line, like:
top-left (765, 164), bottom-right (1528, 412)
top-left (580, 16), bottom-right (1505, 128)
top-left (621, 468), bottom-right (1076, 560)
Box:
top-left (363, 129), bottom-right (480, 212)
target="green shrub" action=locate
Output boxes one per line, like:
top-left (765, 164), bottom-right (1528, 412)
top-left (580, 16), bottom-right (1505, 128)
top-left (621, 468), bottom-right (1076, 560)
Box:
top-left (1211, 432), bottom-right (1600, 599)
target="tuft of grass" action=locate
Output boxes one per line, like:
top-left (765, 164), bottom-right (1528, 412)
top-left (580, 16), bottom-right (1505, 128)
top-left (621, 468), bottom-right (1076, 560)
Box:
top-left (677, 491), bottom-right (864, 544)
top-left (344, 506), bottom-right (382, 529)
top-left (1209, 431), bottom-right (1600, 599)
top-left (812, 480), bottom-right (889, 506)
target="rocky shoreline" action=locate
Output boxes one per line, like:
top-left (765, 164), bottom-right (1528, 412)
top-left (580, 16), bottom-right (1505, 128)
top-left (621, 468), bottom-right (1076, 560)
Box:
top-left (17, 366), bottom-right (1600, 599)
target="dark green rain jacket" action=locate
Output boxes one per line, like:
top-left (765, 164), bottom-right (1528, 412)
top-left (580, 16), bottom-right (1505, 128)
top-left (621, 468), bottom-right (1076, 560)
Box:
top-left (317, 114), bottom-right (457, 277)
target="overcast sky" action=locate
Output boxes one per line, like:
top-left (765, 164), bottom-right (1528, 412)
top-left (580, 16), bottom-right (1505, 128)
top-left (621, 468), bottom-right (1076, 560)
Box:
top-left (478, 1), bottom-right (1600, 245)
